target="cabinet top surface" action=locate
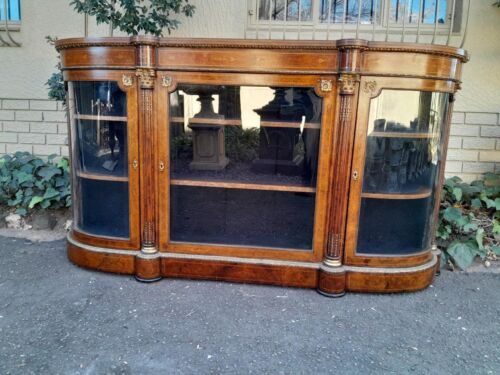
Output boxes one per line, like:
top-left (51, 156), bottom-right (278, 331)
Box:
top-left (55, 37), bottom-right (469, 62)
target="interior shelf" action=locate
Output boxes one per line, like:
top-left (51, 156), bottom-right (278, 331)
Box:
top-left (170, 178), bottom-right (316, 193)
top-left (77, 171), bottom-right (129, 182)
top-left (74, 114), bottom-right (128, 122)
top-left (368, 131), bottom-right (433, 139)
top-left (170, 116), bottom-right (241, 126)
top-left (170, 116), bottom-right (320, 129)
top-left (361, 188), bottom-right (432, 200)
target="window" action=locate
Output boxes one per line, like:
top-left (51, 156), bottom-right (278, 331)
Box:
top-left (258, 0), bottom-right (313, 22)
top-left (257, 0), bottom-right (449, 24)
top-left (0, 0), bottom-right (21, 21)
top-left (249, 0), bottom-right (463, 42)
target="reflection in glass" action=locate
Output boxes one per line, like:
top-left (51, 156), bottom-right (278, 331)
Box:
top-left (168, 84), bottom-right (323, 250)
top-left (69, 81), bottom-right (130, 239)
top-left (170, 85), bottom-right (322, 187)
top-left (357, 90), bottom-right (449, 255)
top-left (72, 82), bottom-right (128, 177)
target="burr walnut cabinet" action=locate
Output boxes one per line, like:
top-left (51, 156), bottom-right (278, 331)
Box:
top-left (56, 36), bottom-right (468, 296)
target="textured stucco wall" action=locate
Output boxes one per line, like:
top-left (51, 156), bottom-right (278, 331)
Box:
top-left (453, 1), bottom-right (500, 113)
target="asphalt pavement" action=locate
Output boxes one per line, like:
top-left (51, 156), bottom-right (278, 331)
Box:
top-left (0, 236), bottom-right (499, 375)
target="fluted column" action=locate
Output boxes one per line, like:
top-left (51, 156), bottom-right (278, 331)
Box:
top-left (132, 36), bottom-right (162, 282)
top-left (324, 72), bottom-right (359, 267)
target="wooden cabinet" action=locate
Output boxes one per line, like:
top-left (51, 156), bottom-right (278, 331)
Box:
top-left (57, 37), bottom-right (467, 295)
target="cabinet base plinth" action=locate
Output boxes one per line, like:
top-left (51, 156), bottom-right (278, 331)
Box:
top-left (67, 235), bottom-right (438, 295)
top-left (135, 252), bottom-right (162, 282)
top-left (317, 267), bottom-right (346, 297)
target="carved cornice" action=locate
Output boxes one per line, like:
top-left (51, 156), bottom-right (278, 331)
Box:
top-left (55, 37), bottom-right (468, 62)
top-left (136, 68), bottom-right (156, 89)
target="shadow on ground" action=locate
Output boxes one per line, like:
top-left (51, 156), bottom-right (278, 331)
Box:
top-left (0, 236), bottom-right (499, 375)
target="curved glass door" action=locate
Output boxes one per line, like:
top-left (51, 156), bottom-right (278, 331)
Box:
top-left (356, 90), bottom-right (450, 255)
top-left (68, 81), bottom-right (130, 239)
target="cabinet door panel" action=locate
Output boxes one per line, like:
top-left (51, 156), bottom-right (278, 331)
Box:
top-left (346, 81), bottom-right (451, 263)
top-left (158, 75), bottom-right (336, 260)
top-left (67, 79), bottom-right (139, 248)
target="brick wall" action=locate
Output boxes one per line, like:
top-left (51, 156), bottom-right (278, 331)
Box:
top-left (1, 98), bottom-right (499, 182)
top-left (446, 112), bottom-right (500, 182)
top-left (0, 98), bottom-right (68, 157)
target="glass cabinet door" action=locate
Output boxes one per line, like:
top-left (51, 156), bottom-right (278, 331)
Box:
top-left (167, 84), bottom-right (324, 250)
top-left (68, 81), bottom-right (132, 239)
top-left (352, 89), bottom-right (450, 256)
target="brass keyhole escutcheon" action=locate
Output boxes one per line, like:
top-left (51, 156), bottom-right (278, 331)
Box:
top-left (353, 170), bottom-right (359, 181)
top-left (159, 161), bottom-right (165, 172)
top-left (132, 160), bottom-right (138, 170)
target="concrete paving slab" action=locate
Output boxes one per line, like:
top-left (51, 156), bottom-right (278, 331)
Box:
top-left (0, 236), bottom-right (499, 375)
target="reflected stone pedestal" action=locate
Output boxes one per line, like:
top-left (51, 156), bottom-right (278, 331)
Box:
top-left (185, 87), bottom-right (229, 171)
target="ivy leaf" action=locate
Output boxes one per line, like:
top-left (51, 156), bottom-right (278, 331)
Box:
top-left (15, 208), bottom-right (27, 216)
top-left (29, 196), bottom-right (44, 209)
top-left (471, 198), bottom-right (482, 209)
top-left (452, 187), bottom-right (463, 202)
top-left (37, 166), bottom-right (62, 182)
top-left (57, 158), bottom-right (69, 171)
top-left (484, 199), bottom-right (496, 209)
top-left (493, 220), bottom-right (500, 235)
top-left (492, 246), bottom-right (500, 256)
top-left (447, 241), bottom-right (479, 270)
top-left (443, 207), bottom-right (462, 223)
top-left (463, 222), bottom-right (478, 233)
top-left (43, 187), bottom-right (60, 200)
top-left (495, 198), bottom-right (500, 210)
top-left (16, 171), bottom-right (33, 184)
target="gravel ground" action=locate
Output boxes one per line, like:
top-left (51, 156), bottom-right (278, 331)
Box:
top-left (0, 236), bottom-right (499, 375)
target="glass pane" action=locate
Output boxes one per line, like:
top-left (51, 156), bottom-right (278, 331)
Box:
top-left (0, 0), bottom-right (21, 21)
top-left (390, 0), bottom-right (447, 24)
top-left (73, 81), bottom-right (127, 117)
top-left (169, 84), bottom-right (323, 250)
top-left (72, 82), bottom-right (128, 177)
top-left (171, 187), bottom-right (315, 249)
top-left (357, 197), bottom-right (434, 255)
top-left (68, 81), bottom-right (130, 239)
top-left (259, 0), bottom-right (312, 21)
top-left (76, 179), bottom-right (130, 238)
top-left (357, 90), bottom-right (449, 255)
top-left (320, 0), bottom-right (375, 24)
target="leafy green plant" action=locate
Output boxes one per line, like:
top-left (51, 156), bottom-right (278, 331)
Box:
top-left (171, 133), bottom-right (193, 160)
top-left (225, 126), bottom-right (260, 162)
top-left (70, 0), bottom-right (195, 36)
top-left (437, 173), bottom-right (500, 270)
top-left (45, 36), bottom-right (66, 105)
top-left (0, 152), bottom-right (72, 216)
